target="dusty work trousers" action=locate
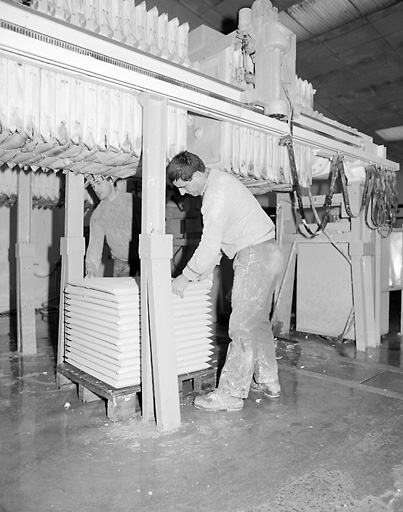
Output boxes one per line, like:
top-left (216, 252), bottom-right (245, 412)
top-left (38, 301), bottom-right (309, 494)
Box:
top-left (113, 258), bottom-right (140, 277)
top-left (218, 239), bottom-right (283, 399)
top-left (113, 259), bottom-right (131, 277)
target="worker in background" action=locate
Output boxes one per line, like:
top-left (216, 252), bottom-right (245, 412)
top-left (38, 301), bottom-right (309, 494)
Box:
top-left (85, 176), bottom-right (141, 278)
top-left (167, 151), bottom-right (283, 412)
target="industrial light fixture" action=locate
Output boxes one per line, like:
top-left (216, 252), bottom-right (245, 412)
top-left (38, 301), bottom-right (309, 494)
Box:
top-left (375, 125), bottom-right (403, 141)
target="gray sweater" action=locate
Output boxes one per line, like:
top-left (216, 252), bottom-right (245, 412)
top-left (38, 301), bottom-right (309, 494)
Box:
top-left (85, 192), bottom-right (141, 275)
top-left (183, 169), bottom-right (275, 281)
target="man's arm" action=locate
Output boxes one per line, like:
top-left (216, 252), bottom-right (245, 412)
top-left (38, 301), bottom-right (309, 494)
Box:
top-left (85, 216), bottom-right (105, 278)
top-left (171, 274), bottom-right (190, 298)
top-left (172, 187), bottom-right (228, 296)
top-left (182, 188), bottom-right (228, 281)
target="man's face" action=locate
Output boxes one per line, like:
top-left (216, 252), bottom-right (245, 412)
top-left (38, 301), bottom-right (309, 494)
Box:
top-left (173, 172), bottom-right (204, 197)
top-left (91, 177), bottom-right (114, 201)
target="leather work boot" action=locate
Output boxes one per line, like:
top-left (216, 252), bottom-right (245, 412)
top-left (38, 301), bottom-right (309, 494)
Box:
top-left (250, 379), bottom-right (281, 399)
top-left (193, 388), bottom-right (244, 412)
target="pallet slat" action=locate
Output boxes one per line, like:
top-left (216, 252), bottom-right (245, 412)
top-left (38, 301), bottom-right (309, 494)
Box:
top-left (57, 362), bottom-right (217, 421)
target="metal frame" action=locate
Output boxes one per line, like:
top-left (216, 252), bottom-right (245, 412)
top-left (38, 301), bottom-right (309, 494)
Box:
top-left (275, 184), bottom-right (381, 351)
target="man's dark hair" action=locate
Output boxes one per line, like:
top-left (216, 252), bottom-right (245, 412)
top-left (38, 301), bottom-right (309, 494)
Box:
top-left (166, 151), bottom-right (205, 183)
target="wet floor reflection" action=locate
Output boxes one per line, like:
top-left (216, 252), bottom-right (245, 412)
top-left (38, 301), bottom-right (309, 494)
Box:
top-left (1, 308), bottom-right (403, 511)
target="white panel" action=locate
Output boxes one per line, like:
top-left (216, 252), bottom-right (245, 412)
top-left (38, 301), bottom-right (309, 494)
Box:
top-left (66, 355), bottom-right (140, 388)
top-left (65, 287), bottom-right (139, 303)
top-left (66, 347), bottom-right (138, 372)
top-left (176, 333), bottom-right (213, 345)
top-left (175, 338), bottom-right (213, 350)
top-left (296, 243), bottom-right (355, 340)
top-left (65, 295), bottom-right (136, 311)
top-left (65, 301), bottom-right (137, 318)
top-left (176, 361), bottom-right (210, 373)
top-left (66, 325), bottom-right (135, 346)
top-left (65, 310), bottom-right (139, 328)
top-left (65, 318), bottom-right (138, 339)
top-left (66, 338), bottom-right (139, 359)
top-left (174, 319), bottom-right (212, 331)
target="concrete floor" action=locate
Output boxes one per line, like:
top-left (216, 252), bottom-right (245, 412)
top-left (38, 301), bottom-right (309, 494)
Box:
top-left (1, 296), bottom-right (403, 512)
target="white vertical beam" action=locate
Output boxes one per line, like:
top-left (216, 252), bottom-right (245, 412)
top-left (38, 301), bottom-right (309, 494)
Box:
top-left (57, 171), bottom-right (85, 365)
top-left (349, 183), bottom-right (377, 351)
top-left (139, 93), bottom-right (180, 431)
top-left (15, 167), bottom-right (36, 354)
top-left (275, 193), bottom-right (297, 334)
top-left (374, 230), bottom-right (381, 341)
top-left (401, 289), bottom-right (403, 336)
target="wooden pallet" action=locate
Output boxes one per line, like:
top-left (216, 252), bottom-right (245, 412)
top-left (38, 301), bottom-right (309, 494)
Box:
top-left (56, 362), bottom-right (217, 422)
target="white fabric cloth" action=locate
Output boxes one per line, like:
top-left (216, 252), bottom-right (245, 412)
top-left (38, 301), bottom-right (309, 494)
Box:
top-left (183, 169), bottom-right (275, 281)
top-left (85, 192), bottom-right (141, 275)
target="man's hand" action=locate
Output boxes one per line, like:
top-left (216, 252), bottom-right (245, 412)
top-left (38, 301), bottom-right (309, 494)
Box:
top-left (85, 271), bottom-right (96, 279)
top-left (172, 274), bottom-right (190, 298)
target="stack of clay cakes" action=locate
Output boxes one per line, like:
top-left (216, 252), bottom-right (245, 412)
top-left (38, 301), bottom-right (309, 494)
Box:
top-left (64, 277), bottom-right (213, 388)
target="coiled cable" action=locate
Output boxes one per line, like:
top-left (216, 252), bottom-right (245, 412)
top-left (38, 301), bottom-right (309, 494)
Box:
top-left (363, 165), bottom-right (398, 236)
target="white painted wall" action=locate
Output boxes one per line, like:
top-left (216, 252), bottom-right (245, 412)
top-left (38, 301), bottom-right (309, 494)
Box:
top-left (0, 205), bottom-right (64, 313)
top-left (0, 207), bottom-right (13, 312)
